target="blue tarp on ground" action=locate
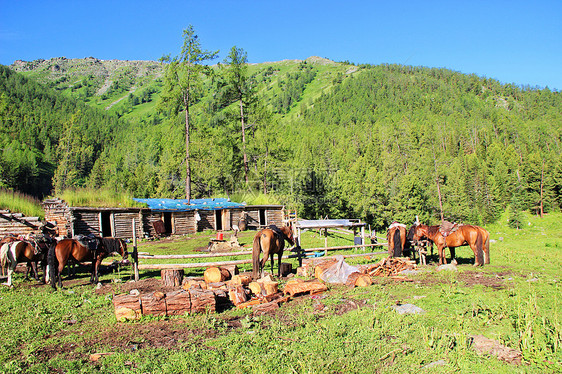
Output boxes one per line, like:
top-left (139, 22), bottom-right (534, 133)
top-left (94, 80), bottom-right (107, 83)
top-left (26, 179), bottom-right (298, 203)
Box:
top-left (132, 198), bottom-right (245, 212)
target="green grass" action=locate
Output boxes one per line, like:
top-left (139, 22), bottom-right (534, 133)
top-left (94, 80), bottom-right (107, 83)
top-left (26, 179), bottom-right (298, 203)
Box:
top-left (0, 212), bottom-right (560, 373)
top-left (0, 188), bottom-right (44, 219)
top-left (59, 187), bottom-right (146, 208)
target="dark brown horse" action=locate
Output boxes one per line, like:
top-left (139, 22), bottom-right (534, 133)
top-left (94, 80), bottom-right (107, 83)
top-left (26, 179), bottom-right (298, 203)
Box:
top-left (252, 225), bottom-right (294, 279)
top-left (410, 223), bottom-right (489, 266)
top-left (387, 222), bottom-right (407, 257)
top-left (1, 238), bottom-right (52, 286)
top-left (48, 237), bottom-right (128, 289)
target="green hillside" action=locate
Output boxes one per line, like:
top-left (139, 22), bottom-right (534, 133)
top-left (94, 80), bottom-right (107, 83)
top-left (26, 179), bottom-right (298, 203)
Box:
top-left (2, 57), bottom-right (561, 230)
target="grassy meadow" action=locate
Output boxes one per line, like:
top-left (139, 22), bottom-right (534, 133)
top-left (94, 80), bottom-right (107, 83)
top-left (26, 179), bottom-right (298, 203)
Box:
top-left (0, 212), bottom-right (560, 373)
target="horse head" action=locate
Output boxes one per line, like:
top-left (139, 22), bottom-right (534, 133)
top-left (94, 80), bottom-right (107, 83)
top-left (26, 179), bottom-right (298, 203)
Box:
top-left (281, 225), bottom-right (295, 246)
top-left (411, 223), bottom-right (428, 242)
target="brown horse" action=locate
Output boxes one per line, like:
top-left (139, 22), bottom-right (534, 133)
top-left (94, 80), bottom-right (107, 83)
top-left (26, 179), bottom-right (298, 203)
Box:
top-left (387, 222), bottom-right (407, 257)
top-left (48, 237), bottom-right (128, 289)
top-left (252, 225), bottom-right (294, 279)
top-left (0, 238), bottom-right (52, 286)
top-left (410, 223), bottom-right (489, 266)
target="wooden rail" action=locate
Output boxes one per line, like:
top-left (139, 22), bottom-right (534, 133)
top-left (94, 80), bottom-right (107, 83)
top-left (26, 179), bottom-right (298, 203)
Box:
top-left (135, 242), bottom-right (388, 271)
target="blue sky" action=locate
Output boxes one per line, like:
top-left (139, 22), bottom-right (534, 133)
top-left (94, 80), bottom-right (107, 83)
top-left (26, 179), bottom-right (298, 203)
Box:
top-left (1, 0), bottom-right (560, 90)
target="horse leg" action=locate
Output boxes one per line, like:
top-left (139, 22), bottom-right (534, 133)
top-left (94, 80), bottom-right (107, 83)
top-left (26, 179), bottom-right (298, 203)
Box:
top-left (269, 253), bottom-right (275, 276)
top-left (278, 251), bottom-right (283, 277)
top-left (449, 247), bottom-right (456, 264)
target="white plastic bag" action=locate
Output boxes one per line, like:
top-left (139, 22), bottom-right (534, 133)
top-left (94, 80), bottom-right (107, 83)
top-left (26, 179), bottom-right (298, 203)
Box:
top-left (319, 255), bottom-right (359, 284)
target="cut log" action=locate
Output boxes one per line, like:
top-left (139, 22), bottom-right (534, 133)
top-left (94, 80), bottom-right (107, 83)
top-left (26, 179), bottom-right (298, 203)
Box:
top-left (204, 266), bottom-right (232, 283)
top-left (262, 281), bottom-right (279, 296)
top-left (345, 272), bottom-right (363, 287)
top-left (140, 291), bottom-right (167, 316)
top-left (221, 264), bottom-right (239, 276)
top-left (230, 274), bottom-right (252, 286)
top-left (113, 294), bottom-right (141, 321)
top-left (296, 263), bottom-right (313, 278)
top-left (207, 282), bottom-right (227, 290)
top-left (189, 289), bottom-right (216, 314)
top-left (280, 263), bottom-right (292, 276)
top-left (236, 298), bottom-right (263, 309)
top-left (354, 274), bottom-right (373, 287)
top-left (314, 260), bottom-right (337, 280)
top-left (182, 278), bottom-right (207, 290)
top-left (249, 281), bottom-right (264, 295)
top-left (161, 269), bottom-right (184, 287)
top-left (228, 285), bottom-right (248, 306)
top-left (283, 280), bottom-right (328, 297)
top-left (165, 290), bottom-right (191, 316)
top-left (253, 300), bottom-right (280, 316)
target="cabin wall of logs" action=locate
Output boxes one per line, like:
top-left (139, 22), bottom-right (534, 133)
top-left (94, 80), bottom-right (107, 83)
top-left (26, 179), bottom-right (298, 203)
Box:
top-left (41, 198), bottom-right (286, 239)
top-left (0, 210), bottom-right (43, 237)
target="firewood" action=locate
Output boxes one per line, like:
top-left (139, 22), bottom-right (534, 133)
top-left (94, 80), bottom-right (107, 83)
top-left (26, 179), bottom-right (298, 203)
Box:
top-left (314, 259), bottom-right (337, 280)
top-left (113, 294), bottom-right (142, 321)
top-left (222, 264), bottom-right (239, 276)
top-left (165, 289), bottom-right (191, 316)
top-left (207, 282), bottom-right (227, 290)
top-left (283, 280), bottom-right (328, 297)
top-left (236, 298), bottom-right (263, 309)
top-left (249, 281), bottom-right (264, 295)
top-left (262, 281), bottom-right (279, 295)
top-left (182, 279), bottom-right (207, 290)
top-left (204, 266), bottom-right (232, 283)
top-left (345, 272), bottom-right (363, 287)
top-left (230, 274), bottom-right (252, 286)
top-left (296, 263), bottom-right (314, 278)
top-left (228, 285), bottom-right (248, 305)
top-left (354, 274), bottom-right (373, 287)
top-left (189, 289), bottom-right (216, 314)
top-left (161, 269), bottom-right (184, 287)
top-left (253, 300), bottom-right (280, 316)
top-left (140, 291), bottom-right (167, 316)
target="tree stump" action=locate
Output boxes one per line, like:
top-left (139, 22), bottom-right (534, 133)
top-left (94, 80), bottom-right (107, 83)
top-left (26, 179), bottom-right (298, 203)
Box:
top-left (204, 267), bottom-right (232, 283)
top-left (161, 269), bottom-right (184, 287)
top-left (280, 263), bottom-right (292, 277)
top-left (140, 291), bottom-right (167, 316)
top-left (113, 294), bottom-right (142, 321)
top-left (262, 281), bottom-right (279, 296)
top-left (165, 289), bottom-right (191, 316)
top-left (189, 289), bottom-right (216, 314)
top-left (283, 280), bottom-right (328, 297)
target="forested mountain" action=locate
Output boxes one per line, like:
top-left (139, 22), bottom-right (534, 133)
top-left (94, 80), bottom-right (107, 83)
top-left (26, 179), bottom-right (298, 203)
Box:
top-left (1, 57), bottom-right (561, 229)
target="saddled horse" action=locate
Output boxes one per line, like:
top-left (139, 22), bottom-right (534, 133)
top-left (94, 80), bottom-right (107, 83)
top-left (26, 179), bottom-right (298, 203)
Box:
top-left (410, 223), bottom-right (489, 266)
top-left (48, 236), bottom-right (128, 289)
top-left (0, 237), bottom-right (54, 286)
top-left (252, 224), bottom-right (295, 279)
top-left (387, 222), bottom-right (407, 257)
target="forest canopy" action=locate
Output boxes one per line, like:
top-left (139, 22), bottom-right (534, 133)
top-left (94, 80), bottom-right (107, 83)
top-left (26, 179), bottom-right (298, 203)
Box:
top-left (1, 56), bottom-right (561, 230)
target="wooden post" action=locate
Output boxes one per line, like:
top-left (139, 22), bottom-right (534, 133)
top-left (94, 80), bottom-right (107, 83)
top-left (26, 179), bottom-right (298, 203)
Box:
top-left (132, 218), bottom-right (139, 281)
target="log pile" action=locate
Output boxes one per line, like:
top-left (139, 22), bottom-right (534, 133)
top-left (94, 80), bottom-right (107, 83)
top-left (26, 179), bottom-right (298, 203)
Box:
top-left (113, 288), bottom-right (217, 320)
top-left (361, 257), bottom-right (416, 277)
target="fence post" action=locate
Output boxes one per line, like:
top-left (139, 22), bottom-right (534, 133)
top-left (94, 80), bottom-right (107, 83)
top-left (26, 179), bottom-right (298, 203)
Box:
top-left (132, 218), bottom-right (139, 281)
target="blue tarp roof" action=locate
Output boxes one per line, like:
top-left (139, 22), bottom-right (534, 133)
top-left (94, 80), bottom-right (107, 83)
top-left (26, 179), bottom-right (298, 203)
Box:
top-left (132, 198), bottom-right (245, 212)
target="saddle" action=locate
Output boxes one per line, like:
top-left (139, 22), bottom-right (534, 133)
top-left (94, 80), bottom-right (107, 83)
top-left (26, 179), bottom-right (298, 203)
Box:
top-left (267, 224), bottom-right (285, 240)
top-left (75, 234), bottom-right (99, 251)
top-left (439, 221), bottom-right (460, 238)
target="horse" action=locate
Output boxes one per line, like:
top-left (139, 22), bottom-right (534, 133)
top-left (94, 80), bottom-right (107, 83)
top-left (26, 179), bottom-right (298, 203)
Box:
top-left (48, 237), bottom-right (128, 289)
top-left (410, 223), bottom-right (489, 266)
top-left (387, 222), bottom-right (407, 257)
top-left (252, 224), bottom-right (295, 279)
top-left (0, 238), bottom-right (53, 286)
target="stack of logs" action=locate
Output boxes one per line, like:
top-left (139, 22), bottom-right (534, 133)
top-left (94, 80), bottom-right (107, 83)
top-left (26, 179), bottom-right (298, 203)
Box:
top-left (114, 256), bottom-right (418, 321)
top-left (360, 257), bottom-right (417, 277)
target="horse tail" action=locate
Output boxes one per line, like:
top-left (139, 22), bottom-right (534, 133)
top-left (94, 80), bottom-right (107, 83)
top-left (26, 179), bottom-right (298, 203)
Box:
top-left (393, 229), bottom-right (402, 257)
top-left (484, 230), bottom-right (490, 264)
top-left (47, 243), bottom-right (58, 289)
top-left (0, 243), bottom-right (9, 269)
top-left (252, 233), bottom-right (262, 280)
top-left (475, 229), bottom-right (484, 266)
